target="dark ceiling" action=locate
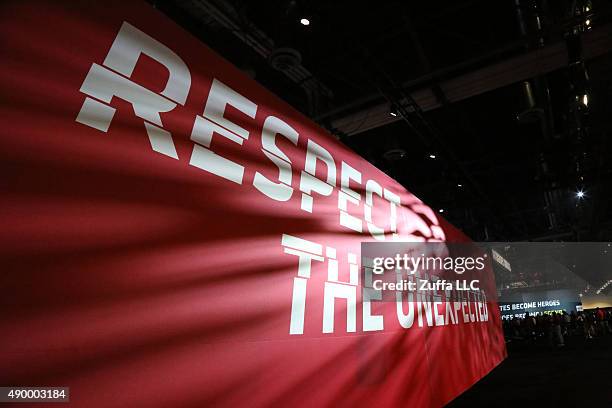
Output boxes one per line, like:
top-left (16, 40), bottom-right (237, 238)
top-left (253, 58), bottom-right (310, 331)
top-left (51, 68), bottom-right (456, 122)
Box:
top-left (152, 0), bottom-right (612, 242)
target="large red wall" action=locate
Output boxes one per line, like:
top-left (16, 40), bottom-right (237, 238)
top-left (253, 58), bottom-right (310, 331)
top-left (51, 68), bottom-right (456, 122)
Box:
top-left (0, 1), bottom-right (506, 406)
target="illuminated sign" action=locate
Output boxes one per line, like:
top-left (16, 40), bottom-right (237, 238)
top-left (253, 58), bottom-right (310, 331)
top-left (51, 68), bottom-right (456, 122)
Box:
top-left (0, 1), bottom-right (506, 406)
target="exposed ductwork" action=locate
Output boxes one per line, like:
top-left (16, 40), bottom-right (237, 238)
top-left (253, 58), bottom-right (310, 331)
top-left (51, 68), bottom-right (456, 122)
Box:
top-left (325, 22), bottom-right (612, 136)
top-left (175, 0), bottom-right (333, 115)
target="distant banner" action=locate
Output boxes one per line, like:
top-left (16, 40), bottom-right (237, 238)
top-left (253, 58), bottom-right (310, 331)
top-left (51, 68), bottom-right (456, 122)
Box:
top-left (0, 1), bottom-right (506, 407)
top-left (488, 242), bottom-right (612, 317)
top-left (499, 289), bottom-right (582, 320)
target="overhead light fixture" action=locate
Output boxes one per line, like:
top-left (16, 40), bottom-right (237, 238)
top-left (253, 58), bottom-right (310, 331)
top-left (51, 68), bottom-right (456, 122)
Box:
top-left (389, 104), bottom-right (399, 117)
top-left (300, 18), bottom-right (310, 26)
top-left (585, 19), bottom-right (591, 26)
top-left (429, 154), bottom-right (436, 159)
top-left (576, 190), bottom-right (585, 199)
top-left (582, 94), bottom-right (589, 106)
top-left (457, 183), bottom-right (463, 187)
top-left (438, 209), bottom-right (444, 213)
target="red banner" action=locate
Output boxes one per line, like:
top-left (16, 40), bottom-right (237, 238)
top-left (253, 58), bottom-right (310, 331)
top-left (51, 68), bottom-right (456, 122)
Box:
top-left (0, 1), bottom-right (506, 406)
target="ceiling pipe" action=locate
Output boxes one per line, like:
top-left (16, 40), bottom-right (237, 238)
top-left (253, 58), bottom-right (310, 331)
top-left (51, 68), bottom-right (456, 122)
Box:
top-left (326, 22), bottom-right (612, 136)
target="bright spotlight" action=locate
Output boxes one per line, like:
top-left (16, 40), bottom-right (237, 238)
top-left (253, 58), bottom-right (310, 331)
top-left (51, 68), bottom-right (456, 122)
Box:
top-left (585, 19), bottom-right (591, 26)
top-left (429, 154), bottom-right (436, 159)
top-left (390, 111), bottom-right (397, 117)
top-left (300, 18), bottom-right (310, 26)
top-left (576, 190), bottom-right (585, 199)
top-left (438, 209), bottom-right (444, 213)
top-left (582, 94), bottom-right (589, 106)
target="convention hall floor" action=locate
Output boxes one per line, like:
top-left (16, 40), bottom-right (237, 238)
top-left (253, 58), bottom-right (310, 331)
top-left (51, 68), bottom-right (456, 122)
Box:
top-left (449, 335), bottom-right (612, 406)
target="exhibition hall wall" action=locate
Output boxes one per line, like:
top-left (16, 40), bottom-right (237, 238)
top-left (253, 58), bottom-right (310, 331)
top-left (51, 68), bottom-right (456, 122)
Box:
top-left (0, 1), bottom-right (506, 406)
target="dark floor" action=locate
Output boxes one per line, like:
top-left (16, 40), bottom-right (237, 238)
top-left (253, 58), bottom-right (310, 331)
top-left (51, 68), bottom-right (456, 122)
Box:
top-left (448, 335), bottom-right (612, 407)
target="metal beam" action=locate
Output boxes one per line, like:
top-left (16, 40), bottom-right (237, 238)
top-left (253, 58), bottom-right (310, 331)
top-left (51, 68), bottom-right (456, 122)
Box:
top-left (330, 23), bottom-right (612, 136)
top-left (177, 0), bottom-right (333, 108)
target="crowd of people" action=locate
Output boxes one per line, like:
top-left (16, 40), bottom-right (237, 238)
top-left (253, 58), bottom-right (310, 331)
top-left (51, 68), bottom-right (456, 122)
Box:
top-left (502, 308), bottom-right (612, 347)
